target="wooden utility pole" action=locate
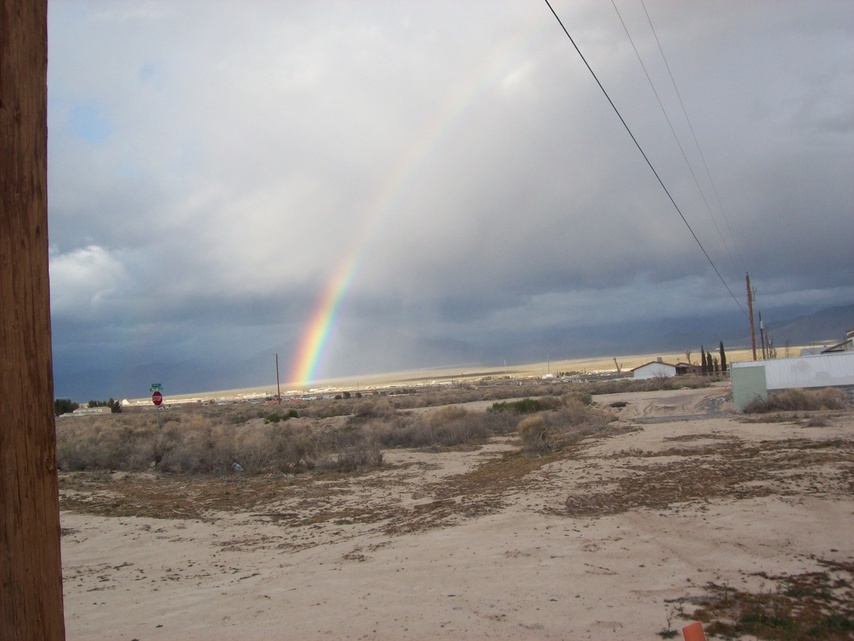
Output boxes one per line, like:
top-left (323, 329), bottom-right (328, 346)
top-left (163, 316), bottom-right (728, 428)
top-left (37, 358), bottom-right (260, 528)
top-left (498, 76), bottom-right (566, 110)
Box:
top-left (746, 273), bottom-right (757, 361)
top-left (1, 1), bottom-right (67, 639)
top-left (275, 353), bottom-right (281, 403)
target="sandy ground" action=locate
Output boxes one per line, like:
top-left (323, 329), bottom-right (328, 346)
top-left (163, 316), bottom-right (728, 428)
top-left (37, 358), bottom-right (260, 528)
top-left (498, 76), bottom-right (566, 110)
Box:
top-left (60, 386), bottom-right (854, 640)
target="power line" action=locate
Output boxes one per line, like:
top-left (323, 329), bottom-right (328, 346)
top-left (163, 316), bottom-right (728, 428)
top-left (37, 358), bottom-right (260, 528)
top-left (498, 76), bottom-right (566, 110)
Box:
top-left (542, 0), bottom-right (747, 317)
top-left (639, 0), bottom-right (749, 276)
top-left (612, 0), bottom-right (747, 278)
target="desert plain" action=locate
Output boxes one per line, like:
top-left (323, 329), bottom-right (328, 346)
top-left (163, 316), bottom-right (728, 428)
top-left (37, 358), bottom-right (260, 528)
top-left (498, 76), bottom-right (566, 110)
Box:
top-left (59, 367), bottom-right (853, 641)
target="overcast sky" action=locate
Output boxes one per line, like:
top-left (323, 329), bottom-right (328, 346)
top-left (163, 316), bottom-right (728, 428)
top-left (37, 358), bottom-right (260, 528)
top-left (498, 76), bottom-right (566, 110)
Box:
top-left (48, 1), bottom-right (854, 396)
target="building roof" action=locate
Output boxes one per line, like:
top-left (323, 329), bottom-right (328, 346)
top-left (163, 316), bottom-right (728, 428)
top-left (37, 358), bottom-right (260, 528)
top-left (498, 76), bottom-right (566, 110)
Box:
top-left (630, 360), bottom-right (678, 372)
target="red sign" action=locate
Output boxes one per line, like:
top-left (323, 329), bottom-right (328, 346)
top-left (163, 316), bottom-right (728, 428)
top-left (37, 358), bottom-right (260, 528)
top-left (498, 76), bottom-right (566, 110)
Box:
top-left (152, 391), bottom-right (163, 406)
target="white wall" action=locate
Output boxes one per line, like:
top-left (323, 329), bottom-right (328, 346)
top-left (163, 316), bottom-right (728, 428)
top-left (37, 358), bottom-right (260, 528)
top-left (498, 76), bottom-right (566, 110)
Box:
top-left (633, 362), bottom-right (676, 379)
top-left (762, 352), bottom-right (854, 390)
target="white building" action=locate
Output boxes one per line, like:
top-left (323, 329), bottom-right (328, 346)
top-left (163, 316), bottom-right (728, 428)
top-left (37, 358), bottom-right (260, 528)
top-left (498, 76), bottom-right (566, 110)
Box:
top-left (631, 358), bottom-right (677, 379)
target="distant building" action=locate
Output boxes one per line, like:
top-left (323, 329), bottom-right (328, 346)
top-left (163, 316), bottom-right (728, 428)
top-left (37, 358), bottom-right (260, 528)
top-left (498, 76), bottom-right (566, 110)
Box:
top-left (675, 362), bottom-right (701, 376)
top-left (821, 327), bottom-right (854, 354)
top-left (71, 406), bottom-right (111, 416)
top-left (631, 358), bottom-right (678, 379)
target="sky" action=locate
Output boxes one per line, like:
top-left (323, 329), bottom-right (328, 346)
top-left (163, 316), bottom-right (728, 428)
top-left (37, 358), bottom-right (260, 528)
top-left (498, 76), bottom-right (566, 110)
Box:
top-left (47, 1), bottom-right (854, 399)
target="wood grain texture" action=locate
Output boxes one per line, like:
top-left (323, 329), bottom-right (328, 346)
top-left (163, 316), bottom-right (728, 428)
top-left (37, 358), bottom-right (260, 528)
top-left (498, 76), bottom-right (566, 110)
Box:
top-left (1, 1), bottom-right (66, 638)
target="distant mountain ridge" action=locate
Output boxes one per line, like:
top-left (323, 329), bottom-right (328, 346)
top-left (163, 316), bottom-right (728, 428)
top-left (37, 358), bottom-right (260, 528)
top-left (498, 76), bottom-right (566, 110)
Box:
top-left (764, 303), bottom-right (854, 348)
top-left (53, 302), bottom-right (854, 401)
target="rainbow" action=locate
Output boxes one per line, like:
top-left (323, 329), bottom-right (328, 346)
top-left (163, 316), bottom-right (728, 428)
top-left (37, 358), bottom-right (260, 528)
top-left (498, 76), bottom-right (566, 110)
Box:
top-left (288, 18), bottom-right (549, 387)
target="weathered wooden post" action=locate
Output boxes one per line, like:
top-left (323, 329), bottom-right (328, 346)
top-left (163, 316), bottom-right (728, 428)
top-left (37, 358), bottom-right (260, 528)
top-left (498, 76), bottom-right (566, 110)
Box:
top-left (1, 1), bottom-right (67, 638)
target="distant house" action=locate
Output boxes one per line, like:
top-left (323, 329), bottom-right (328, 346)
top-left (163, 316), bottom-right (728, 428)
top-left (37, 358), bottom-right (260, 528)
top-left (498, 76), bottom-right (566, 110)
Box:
top-left (632, 358), bottom-right (678, 379)
top-left (821, 327), bottom-right (854, 354)
top-left (675, 362), bottom-right (701, 376)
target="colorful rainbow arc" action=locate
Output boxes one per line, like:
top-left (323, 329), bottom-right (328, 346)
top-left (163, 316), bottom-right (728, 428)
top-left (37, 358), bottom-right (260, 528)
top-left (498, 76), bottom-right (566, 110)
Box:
top-left (288, 18), bottom-right (549, 387)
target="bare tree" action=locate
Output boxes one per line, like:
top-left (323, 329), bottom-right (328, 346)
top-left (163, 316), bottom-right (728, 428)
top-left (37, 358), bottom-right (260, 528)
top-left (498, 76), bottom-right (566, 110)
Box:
top-left (613, 357), bottom-right (623, 375)
top-left (684, 348), bottom-right (693, 365)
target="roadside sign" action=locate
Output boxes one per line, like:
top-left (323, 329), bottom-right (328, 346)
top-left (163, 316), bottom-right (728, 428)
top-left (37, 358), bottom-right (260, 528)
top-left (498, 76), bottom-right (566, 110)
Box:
top-left (152, 391), bottom-right (163, 406)
top-left (150, 383), bottom-right (162, 392)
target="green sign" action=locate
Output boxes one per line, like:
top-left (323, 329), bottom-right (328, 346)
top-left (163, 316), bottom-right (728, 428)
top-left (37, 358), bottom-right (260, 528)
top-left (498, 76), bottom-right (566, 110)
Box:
top-left (150, 383), bottom-right (162, 392)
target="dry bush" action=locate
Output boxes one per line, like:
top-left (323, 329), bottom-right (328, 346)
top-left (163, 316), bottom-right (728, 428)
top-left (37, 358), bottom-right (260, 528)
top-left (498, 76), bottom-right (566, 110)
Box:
top-left (316, 443), bottom-right (383, 473)
top-left (349, 398), bottom-right (397, 420)
top-left (372, 410), bottom-right (517, 449)
top-left (669, 374), bottom-right (714, 389)
top-left (561, 389), bottom-right (593, 406)
top-left (57, 414), bottom-right (163, 471)
top-left (490, 398), bottom-right (558, 414)
top-left (803, 415), bottom-right (830, 427)
top-left (584, 375), bottom-right (712, 396)
top-left (518, 414), bottom-right (549, 453)
top-left (517, 400), bottom-right (617, 455)
top-left (744, 387), bottom-right (847, 414)
top-left (556, 397), bottom-right (594, 426)
top-left (56, 410), bottom-right (385, 476)
top-left (424, 405), bottom-right (470, 428)
top-left (392, 381), bottom-right (568, 412)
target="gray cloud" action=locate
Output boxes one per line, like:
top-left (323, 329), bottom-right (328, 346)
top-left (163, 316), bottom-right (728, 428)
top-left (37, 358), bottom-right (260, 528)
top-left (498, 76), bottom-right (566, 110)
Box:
top-left (47, 1), bottom-right (854, 397)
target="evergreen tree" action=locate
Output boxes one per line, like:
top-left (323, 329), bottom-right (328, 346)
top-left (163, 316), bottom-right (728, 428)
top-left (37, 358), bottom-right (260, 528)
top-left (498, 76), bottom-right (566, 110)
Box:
top-left (719, 341), bottom-right (727, 374)
top-left (54, 398), bottom-right (79, 416)
top-left (700, 346), bottom-right (708, 375)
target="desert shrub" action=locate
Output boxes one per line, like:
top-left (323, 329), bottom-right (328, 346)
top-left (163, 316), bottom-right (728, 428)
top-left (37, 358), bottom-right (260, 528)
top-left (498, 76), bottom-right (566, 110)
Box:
top-left (561, 389), bottom-right (593, 407)
top-left (317, 443), bottom-right (383, 473)
top-left (490, 398), bottom-right (559, 414)
top-left (516, 400), bottom-right (617, 455)
top-left (349, 398), bottom-right (397, 420)
top-left (424, 405), bottom-right (470, 428)
top-left (671, 374), bottom-right (714, 389)
top-left (264, 409), bottom-right (298, 423)
top-left (803, 415), bottom-right (829, 427)
top-left (56, 416), bottom-right (167, 471)
top-left (55, 409), bottom-right (387, 475)
top-left (556, 397), bottom-right (594, 426)
top-left (156, 417), bottom-right (234, 474)
top-left (372, 410), bottom-right (517, 449)
top-left (649, 374), bottom-right (678, 390)
top-left (352, 400), bottom-right (377, 418)
top-left (743, 387), bottom-right (847, 413)
top-left (584, 375), bottom-right (711, 396)
top-left (518, 414), bottom-right (549, 453)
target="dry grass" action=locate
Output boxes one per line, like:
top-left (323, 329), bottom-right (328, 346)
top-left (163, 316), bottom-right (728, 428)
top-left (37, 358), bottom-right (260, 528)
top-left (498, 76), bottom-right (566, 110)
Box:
top-left (56, 412), bottom-right (382, 475)
top-left (366, 408), bottom-right (519, 450)
top-left (744, 388), bottom-right (847, 414)
top-left (691, 560), bottom-right (854, 640)
top-left (562, 436), bottom-right (853, 517)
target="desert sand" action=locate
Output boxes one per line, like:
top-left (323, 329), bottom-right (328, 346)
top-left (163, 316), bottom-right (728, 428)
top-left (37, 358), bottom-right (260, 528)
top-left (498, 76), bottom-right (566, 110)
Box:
top-left (60, 385), bottom-right (853, 640)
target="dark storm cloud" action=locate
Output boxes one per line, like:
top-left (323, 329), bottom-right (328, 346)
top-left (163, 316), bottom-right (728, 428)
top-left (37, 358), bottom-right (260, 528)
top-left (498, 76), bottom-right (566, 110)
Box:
top-left (47, 1), bottom-right (854, 395)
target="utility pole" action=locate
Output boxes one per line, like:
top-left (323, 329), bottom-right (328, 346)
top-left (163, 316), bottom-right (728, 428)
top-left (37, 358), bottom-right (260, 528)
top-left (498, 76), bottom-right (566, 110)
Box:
top-left (275, 353), bottom-right (281, 403)
top-left (1, 1), bottom-right (67, 638)
top-left (746, 273), bottom-right (757, 361)
top-left (758, 311), bottom-right (767, 360)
